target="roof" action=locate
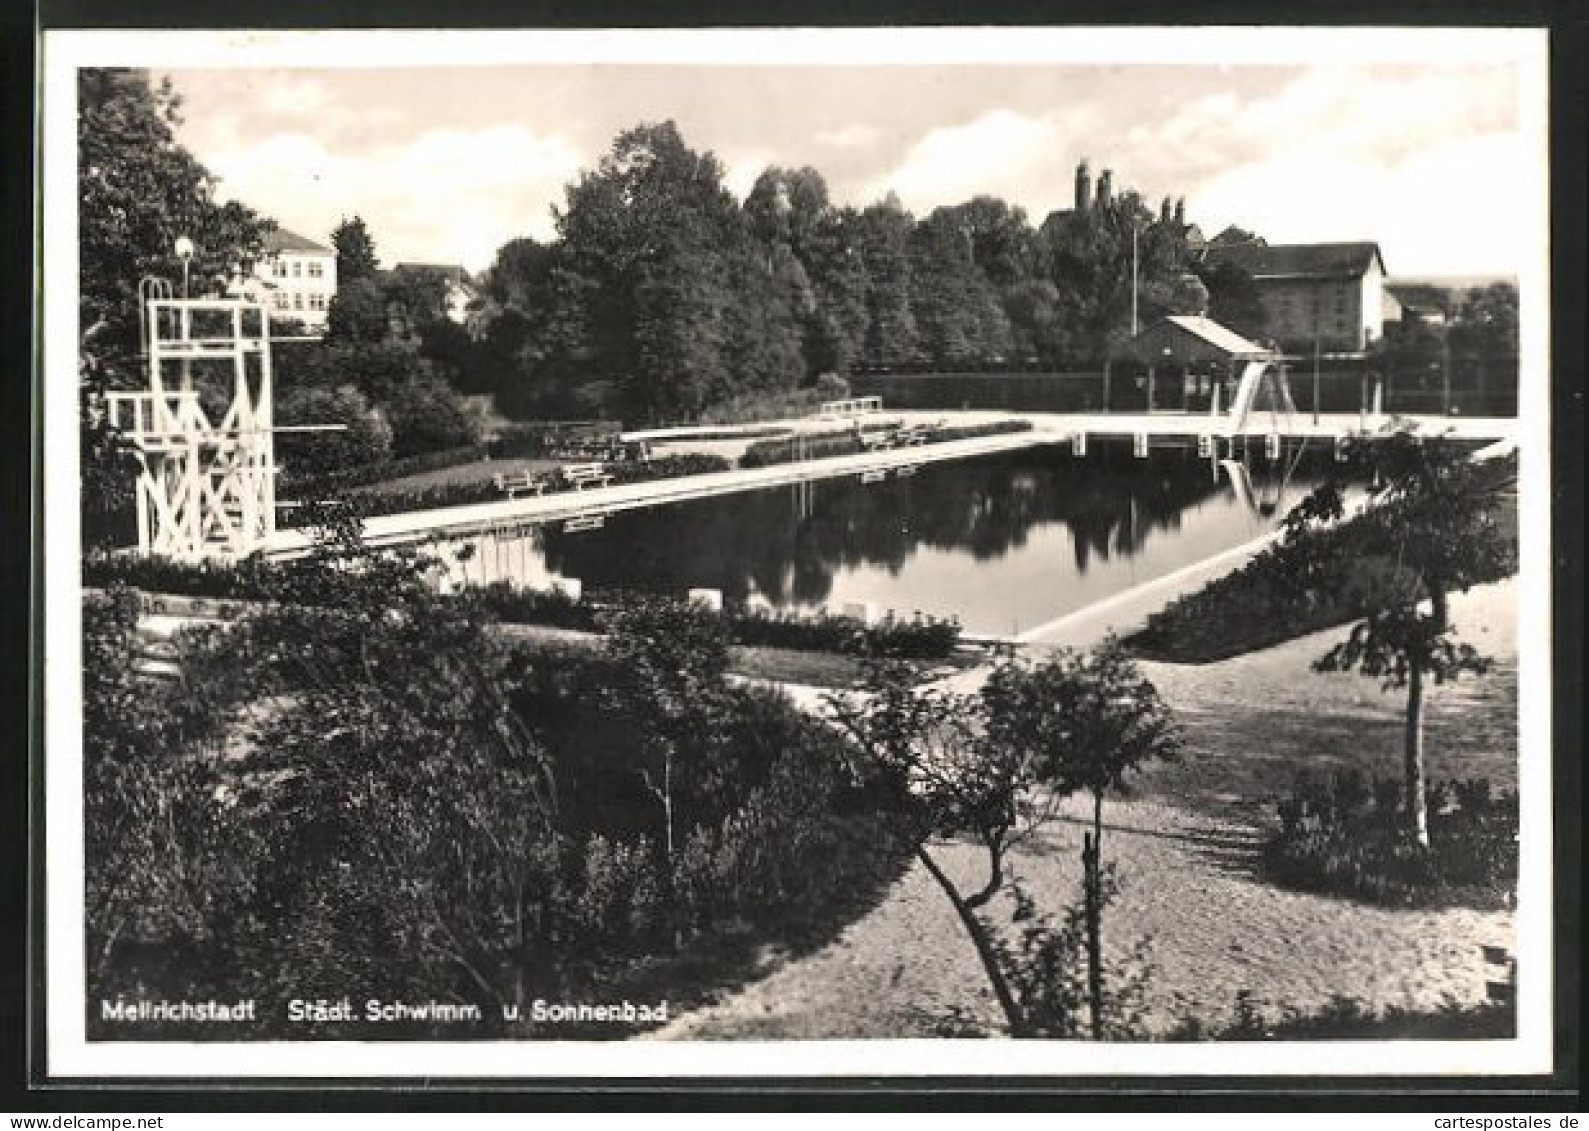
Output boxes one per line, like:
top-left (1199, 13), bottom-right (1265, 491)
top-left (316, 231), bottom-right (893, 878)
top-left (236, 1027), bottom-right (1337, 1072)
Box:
top-left (261, 227), bottom-right (333, 254)
top-left (1163, 316), bottom-right (1272, 356)
top-left (1127, 316), bottom-right (1275, 362)
top-left (1203, 241), bottom-right (1385, 280)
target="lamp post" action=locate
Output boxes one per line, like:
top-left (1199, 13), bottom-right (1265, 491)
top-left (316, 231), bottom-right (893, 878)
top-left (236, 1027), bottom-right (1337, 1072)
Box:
top-left (174, 235), bottom-right (195, 299)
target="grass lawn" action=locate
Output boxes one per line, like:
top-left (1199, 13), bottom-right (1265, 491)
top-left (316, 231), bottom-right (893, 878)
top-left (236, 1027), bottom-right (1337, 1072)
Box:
top-left (351, 456), bottom-right (564, 498)
top-left (1130, 578), bottom-right (1519, 826)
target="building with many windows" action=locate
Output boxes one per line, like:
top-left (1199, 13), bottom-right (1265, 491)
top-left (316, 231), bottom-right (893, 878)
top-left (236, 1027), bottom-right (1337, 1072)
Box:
top-left (1200, 239), bottom-right (1389, 355)
top-left (243, 227), bottom-right (338, 332)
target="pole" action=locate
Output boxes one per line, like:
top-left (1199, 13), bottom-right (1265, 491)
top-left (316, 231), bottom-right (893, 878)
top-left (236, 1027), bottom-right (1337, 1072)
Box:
top-left (1312, 335), bottom-right (1321, 426)
top-left (1442, 334), bottom-right (1452, 416)
top-left (1125, 223), bottom-right (1137, 338)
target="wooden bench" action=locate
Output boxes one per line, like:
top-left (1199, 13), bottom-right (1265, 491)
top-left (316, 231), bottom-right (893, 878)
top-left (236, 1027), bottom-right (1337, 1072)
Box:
top-left (560, 462), bottom-right (613, 490)
top-left (493, 470), bottom-right (551, 499)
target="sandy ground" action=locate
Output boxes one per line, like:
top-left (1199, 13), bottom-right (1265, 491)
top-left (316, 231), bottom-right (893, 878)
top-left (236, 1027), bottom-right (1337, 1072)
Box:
top-left (649, 578), bottom-right (1520, 1040)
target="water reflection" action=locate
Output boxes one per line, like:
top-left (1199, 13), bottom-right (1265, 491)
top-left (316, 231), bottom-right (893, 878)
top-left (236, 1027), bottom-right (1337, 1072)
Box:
top-left (439, 446), bottom-right (1323, 635)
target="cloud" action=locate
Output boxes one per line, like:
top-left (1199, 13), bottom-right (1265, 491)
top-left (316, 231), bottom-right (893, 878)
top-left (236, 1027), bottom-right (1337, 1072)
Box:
top-left (1170, 66), bottom-right (1529, 274)
top-left (721, 150), bottom-right (776, 201)
top-left (261, 76), bottom-right (331, 118)
top-left (816, 123), bottom-right (881, 150)
top-left (861, 108), bottom-right (1092, 215)
top-left (204, 124), bottom-right (584, 271)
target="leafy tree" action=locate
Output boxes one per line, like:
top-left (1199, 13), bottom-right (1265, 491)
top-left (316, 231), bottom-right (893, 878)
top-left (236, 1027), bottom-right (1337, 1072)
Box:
top-left (82, 587), bottom-right (259, 999)
top-left (828, 646), bottom-right (1176, 1037)
top-left (826, 660), bottom-right (1030, 1028)
top-left (1194, 257), bottom-right (1268, 342)
top-left (909, 210), bottom-right (1012, 367)
top-left (1284, 426), bottom-right (1516, 846)
top-left (856, 196), bottom-right (921, 366)
top-left (274, 384), bottom-right (392, 477)
top-left (324, 275), bottom-right (390, 345)
top-left (331, 215), bottom-right (379, 285)
top-left (1448, 282), bottom-right (1519, 362)
top-left (381, 373), bottom-right (480, 457)
top-left (598, 599), bottom-right (733, 880)
top-left (980, 642), bottom-right (1181, 1037)
top-left (556, 121), bottom-right (755, 422)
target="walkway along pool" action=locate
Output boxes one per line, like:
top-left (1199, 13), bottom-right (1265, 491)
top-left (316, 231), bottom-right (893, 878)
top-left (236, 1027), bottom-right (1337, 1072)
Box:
top-left (434, 443), bottom-right (1339, 638)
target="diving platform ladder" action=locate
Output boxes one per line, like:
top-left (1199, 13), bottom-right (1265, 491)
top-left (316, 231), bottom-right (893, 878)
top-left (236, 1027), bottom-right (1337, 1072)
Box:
top-left (106, 295), bottom-right (277, 563)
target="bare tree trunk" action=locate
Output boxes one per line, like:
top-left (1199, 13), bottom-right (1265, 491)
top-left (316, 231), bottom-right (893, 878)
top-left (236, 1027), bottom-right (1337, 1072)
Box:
top-left (962, 836), bottom-right (1005, 910)
top-left (1084, 788), bottom-right (1105, 1040)
top-left (1405, 661), bottom-right (1429, 849)
top-left (913, 844), bottom-right (1027, 1037)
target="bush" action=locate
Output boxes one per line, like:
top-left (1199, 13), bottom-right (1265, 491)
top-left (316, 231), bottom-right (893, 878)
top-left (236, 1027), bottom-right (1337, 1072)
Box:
top-left (280, 453), bottom-right (733, 525)
top-left (1261, 771), bottom-right (1517, 909)
top-left (275, 385), bottom-right (392, 478)
top-left (383, 374), bottom-right (481, 458)
top-left (726, 607), bottom-right (962, 660)
top-left (738, 418), bottom-right (1033, 469)
top-left (1165, 991), bottom-right (1514, 1040)
top-left (1127, 478), bottom-right (1517, 664)
top-left (739, 429), bottom-right (867, 468)
top-left (280, 442), bottom-right (493, 497)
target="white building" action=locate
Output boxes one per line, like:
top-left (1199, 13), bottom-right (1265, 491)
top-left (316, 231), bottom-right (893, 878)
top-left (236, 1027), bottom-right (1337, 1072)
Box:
top-left (245, 227), bottom-right (338, 332)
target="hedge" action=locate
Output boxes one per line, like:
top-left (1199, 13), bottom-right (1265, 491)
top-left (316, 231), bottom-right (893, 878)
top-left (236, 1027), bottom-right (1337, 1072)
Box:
top-left (87, 555), bottom-right (962, 659)
top-left (278, 453), bottom-right (734, 525)
top-left (739, 417), bottom-right (1034, 470)
top-left (280, 443), bottom-right (492, 496)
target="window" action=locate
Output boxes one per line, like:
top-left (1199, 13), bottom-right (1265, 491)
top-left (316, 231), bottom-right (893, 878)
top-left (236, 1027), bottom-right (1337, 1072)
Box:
top-left (308, 261), bottom-right (324, 278)
top-left (292, 261), bottom-right (302, 278)
top-left (293, 293), bottom-right (304, 310)
top-left (273, 293), bottom-right (289, 310)
top-left (309, 293), bottom-right (327, 311)
top-left (273, 260), bottom-right (287, 278)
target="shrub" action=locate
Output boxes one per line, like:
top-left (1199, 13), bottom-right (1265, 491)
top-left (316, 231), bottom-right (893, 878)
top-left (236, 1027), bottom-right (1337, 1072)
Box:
top-left (1165, 992), bottom-right (1514, 1040)
top-left (275, 385), bottom-right (392, 477)
top-left (739, 429), bottom-right (867, 468)
top-left (1261, 771), bottom-right (1517, 909)
top-left (279, 442), bottom-right (493, 497)
top-left (725, 606), bottom-right (961, 660)
top-left (738, 418), bottom-right (1033, 469)
top-left (1128, 474), bottom-right (1518, 664)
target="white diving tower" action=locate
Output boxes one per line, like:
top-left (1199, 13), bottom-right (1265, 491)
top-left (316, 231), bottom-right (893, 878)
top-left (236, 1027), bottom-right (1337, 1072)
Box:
top-left (107, 291), bottom-right (277, 562)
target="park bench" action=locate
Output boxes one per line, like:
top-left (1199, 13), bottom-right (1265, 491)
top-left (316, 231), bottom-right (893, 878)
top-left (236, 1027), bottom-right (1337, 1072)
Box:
top-left (492, 470), bottom-right (551, 499)
top-left (560, 461), bottom-right (614, 491)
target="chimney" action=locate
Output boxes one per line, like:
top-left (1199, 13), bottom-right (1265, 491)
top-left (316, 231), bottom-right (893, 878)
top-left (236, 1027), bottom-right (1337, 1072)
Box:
top-left (1174, 197), bottom-right (1186, 224)
top-left (1160, 197), bottom-right (1173, 223)
top-left (1097, 168), bottom-right (1113, 208)
top-left (1074, 160), bottom-right (1092, 213)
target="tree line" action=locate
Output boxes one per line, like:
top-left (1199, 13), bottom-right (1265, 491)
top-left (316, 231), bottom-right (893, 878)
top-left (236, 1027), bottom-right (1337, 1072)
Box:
top-left (458, 121), bottom-right (1217, 425)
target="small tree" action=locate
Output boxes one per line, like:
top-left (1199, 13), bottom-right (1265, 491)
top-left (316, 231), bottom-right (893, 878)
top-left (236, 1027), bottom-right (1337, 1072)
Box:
top-left (826, 658), bottom-right (1034, 1031)
top-left (827, 644), bottom-right (1178, 1037)
top-left (1283, 426), bottom-right (1516, 847)
top-left (598, 597), bottom-right (735, 938)
top-left (981, 641), bottom-right (1181, 1037)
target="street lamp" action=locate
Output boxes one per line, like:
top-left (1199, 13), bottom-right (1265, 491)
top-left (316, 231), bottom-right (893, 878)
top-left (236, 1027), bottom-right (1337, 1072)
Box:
top-left (174, 235), bottom-right (195, 299)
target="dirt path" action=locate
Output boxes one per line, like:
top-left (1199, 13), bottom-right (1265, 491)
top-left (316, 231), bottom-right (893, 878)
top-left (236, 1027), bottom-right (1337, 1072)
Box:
top-left (649, 579), bottom-right (1519, 1040)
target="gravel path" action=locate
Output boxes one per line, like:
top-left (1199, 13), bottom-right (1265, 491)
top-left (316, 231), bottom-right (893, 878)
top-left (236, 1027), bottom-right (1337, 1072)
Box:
top-left (649, 580), bottom-right (1519, 1040)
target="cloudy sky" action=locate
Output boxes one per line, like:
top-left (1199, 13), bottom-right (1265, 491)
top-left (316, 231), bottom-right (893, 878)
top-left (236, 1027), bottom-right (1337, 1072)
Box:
top-left (165, 60), bottom-right (1530, 278)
